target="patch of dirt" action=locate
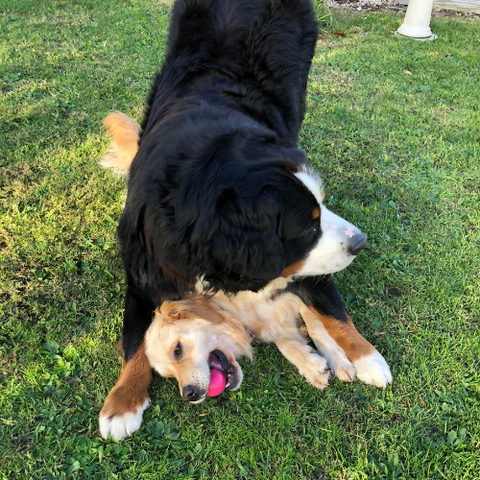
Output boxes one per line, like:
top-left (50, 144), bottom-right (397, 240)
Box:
top-left (329, 0), bottom-right (406, 14)
top-left (328, 0), bottom-right (479, 17)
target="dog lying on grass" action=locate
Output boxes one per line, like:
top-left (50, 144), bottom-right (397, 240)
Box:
top-left (145, 287), bottom-right (388, 403)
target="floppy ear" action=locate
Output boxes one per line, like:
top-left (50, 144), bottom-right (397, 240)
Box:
top-left (160, 298), bottom-right (225, 324)
top-left (160, 302), bottom-right (191, 322)
top-left (199, 189), bottom-right (285, 292)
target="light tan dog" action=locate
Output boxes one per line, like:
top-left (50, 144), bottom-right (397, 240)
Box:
top-left (145, 279), bottom-right (389, 404)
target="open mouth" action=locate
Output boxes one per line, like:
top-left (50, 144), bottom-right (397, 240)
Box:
top-left (208, 349), bottom-right (238, 392)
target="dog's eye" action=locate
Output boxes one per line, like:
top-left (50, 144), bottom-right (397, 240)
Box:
top-left (305, 223), bottom-right (319, 236)
top-left (174, 342), bottom-right (182, 358)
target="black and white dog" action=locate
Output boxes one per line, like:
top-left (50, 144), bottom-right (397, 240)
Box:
top-left (99, 0), bottom-right (391, 441)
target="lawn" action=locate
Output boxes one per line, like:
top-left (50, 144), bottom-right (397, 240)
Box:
top-left (1, 1), bottom-right (479, 479)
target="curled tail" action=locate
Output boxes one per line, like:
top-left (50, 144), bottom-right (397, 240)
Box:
top-left (100, 112), bottom-right (140, 175)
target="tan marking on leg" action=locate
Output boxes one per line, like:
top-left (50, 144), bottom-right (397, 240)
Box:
top-left (308, 307), bottom-right (376, 362)
top-left (300, 306), bottom-right (355, 382)
top-left (282, 259), bottom-right (306, 278)
top-left (100, 342), bottom-right (152, 419)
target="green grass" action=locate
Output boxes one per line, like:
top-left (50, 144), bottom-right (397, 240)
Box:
top-left (1, 2), bottom-right (479, 478)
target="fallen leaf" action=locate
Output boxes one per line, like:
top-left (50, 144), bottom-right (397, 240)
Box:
top-left (334, 32), bottom-right (347, 38)
top-left (403, 70), bottom-right (413, 75)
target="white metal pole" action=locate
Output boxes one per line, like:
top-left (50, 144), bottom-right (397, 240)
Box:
top-left (396, 0), bottom-right (437, 40)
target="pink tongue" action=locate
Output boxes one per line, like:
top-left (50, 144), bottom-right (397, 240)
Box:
top-left (207, 368), bottom-right (227, 397)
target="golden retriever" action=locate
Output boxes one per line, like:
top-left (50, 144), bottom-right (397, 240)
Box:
top-left (144, 279), bottom-right (378, 403)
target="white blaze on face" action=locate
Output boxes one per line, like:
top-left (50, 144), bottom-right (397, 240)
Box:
top-left (294, 168), bottom-right (365, 276)
top-left (294, 170), bottom-right (324, 205)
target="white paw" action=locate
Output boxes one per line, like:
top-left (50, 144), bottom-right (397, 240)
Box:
top-left (99, 398), bottom-right (150, 441)
top-left (330, 356), bottom-right (356, 383)
top-left (300, 352), bottom-right (330, 389)
top-left (353, 351), bottom-right (392, 388)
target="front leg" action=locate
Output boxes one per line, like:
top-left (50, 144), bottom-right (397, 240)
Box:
top-left (99, 284), bottom-right (155, 441)
top-left (289, 276), bottom-right (392, 388)
top-left (273, 328), bottom-right (330, 389)
top-left (99, 343), bottom-right (152, 441)
top-left (299, 305), bottom-right (356, 383)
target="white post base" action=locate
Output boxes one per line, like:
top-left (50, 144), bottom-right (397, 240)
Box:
top-left (396, 0), bottom-right (437, 40)
top-left (395, 31), bottom-right (438, 41)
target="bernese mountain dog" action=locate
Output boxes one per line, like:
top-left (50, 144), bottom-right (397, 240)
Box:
top-left (98, 0), bottom-right (392, 441)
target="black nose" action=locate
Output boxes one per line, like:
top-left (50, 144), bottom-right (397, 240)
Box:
top-left (182, 385), bottom-right (204, 402)
top-left (347, 232), bottom-right (367, 256)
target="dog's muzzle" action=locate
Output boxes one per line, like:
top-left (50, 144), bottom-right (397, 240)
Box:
top-left (347, 231), bottom-right (367, 256)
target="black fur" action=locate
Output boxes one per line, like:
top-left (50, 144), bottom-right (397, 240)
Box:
top-left (115, 0), bottom-right (352, 362)
top-left (287, 275), bottom-right (349, 322)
